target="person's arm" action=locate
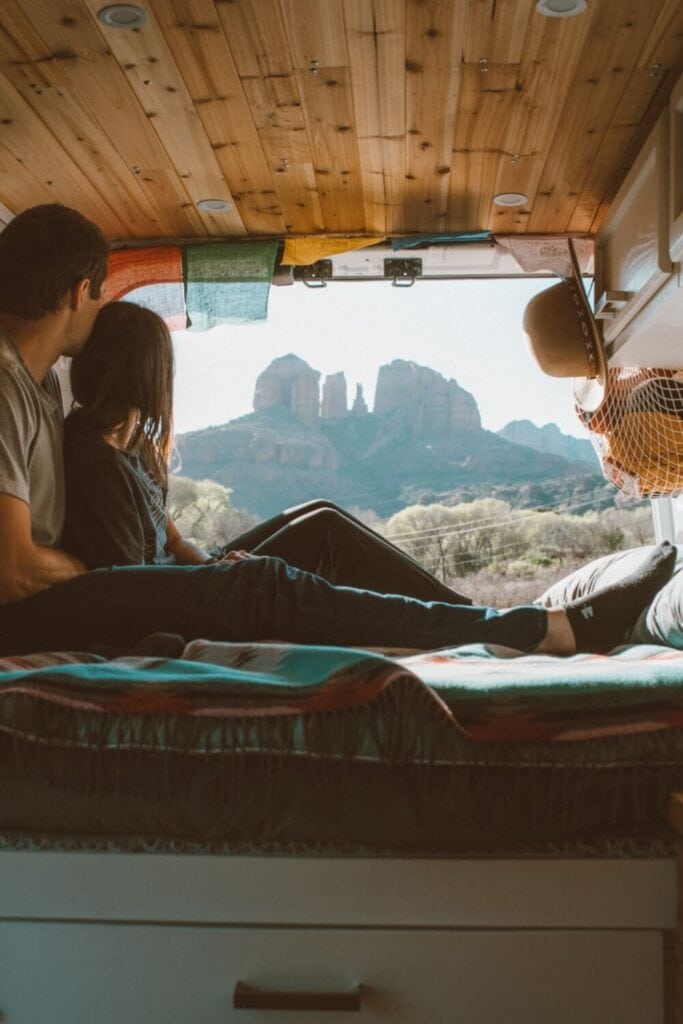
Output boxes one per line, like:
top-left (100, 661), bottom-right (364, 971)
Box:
top-left (0, 492), bottom-right (86, 606)
top-left (164, 514), bottom-right (212, 565)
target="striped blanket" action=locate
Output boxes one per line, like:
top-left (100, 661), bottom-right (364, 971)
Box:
top-left (3, 641), bottom-right (683, 753)
top-left (5, 641), bottom-right (683, 854)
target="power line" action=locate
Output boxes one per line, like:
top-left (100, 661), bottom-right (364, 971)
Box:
top-left (383, 495), bottom-right (617, 543)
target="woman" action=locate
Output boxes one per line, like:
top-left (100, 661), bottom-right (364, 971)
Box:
top-left (62, 300), bottom-right (472, 603)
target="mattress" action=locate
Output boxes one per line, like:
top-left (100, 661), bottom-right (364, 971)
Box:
top-left (1, 639), bottom-right (682, 856)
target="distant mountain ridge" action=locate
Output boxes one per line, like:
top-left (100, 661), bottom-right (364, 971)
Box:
top-left (176, 355), bottom-right (609, 517)
top-left (497, 419), bottom-right (599, 468)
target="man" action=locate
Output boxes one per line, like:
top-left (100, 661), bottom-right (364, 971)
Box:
top-left (0, 204), bottom-right (674, 657)
top-left (0, 204), bottom-right (106, 606)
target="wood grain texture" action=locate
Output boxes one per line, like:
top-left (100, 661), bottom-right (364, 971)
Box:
top-left (0, 0), bottom-right (679, 240)
top-left (345, 0), bottom-right (405, 235)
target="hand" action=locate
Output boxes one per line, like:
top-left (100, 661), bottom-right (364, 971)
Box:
top-left (217, 549), bottom-right (252, 563)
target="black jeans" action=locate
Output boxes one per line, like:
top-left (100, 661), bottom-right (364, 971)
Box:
top-left (0, 556), bottom-right (547, 656)
top-left (224, 499), bottom-right (472, 605)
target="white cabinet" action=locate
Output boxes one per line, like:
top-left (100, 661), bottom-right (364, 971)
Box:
top-left (596, 111), bottom-right (671, 341)
top-left (0, 852), bottom-right (675, 1024)
top-left (594, 74), bottom-right (683, 369)
top-left (669, 73), bottom-right (683, 262)
top-left (0, 922), bottom-right (664, 1024)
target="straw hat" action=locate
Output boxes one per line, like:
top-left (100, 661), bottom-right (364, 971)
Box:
top-left (522, 239), bottom-right (607, 413)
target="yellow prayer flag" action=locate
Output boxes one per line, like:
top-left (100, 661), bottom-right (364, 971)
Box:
top-left (281, 236), bottom-right (385, 266)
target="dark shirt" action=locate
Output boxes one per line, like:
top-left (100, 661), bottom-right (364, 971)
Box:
top-left (63, 412), bottom-right (171, 569)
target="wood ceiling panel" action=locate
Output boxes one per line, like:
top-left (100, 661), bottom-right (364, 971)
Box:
top-left (249, 121), bottom-right (324, 234)
top-left (240, 74), bottom-right (305, 133)
top-left (8, 0), bottom-right (206, 238)
top-left (79, 0), bottom-right (246, 237)
top-left (0, 0), bottom-right (151, 234)
top-left (403, 0), bottom-right (465, 234)
top-left (568, 68), bottom-right (675, 234)
top-left (278, 0), bottom-right (349, 70)
top-left (295, 66), bottom-right (364, 232)
top-left (216, 0), bottom-right (293, 79)
top-left (485, 11), bottom-right (593, 234)
top-left (450, 63), bottom-right (520, 230)
top-left (0, 6), bottom-right (177, 237)
top-left (0, 0), bottom-right (680, 241)
top-left (214, 0), bottom-right (323, 233)
top-left (638, 0), bottom-right (683, 71)
top-left (0, 140), bottom-right (62, 213)
top-left (528, 0), bottom-right (672, 232)
top-left (0, 72), bottom-right (127, 234)
top-left (463, 0), bottom-right (536, 66)
top-left (146, 0), bottom-right (286, 235)
top-left (345, 0), bottom-right (406, 236)
top-left (218, 6), bottom-right (299, 143)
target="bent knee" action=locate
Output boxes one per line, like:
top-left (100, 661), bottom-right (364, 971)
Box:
top-left (293, 507), bottom-right (346, 530)
top-left (282, 498), bottom-right (342, 517)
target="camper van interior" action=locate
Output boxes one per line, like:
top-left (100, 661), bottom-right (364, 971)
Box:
top-left (1, 1), bottom-right (683, 1021)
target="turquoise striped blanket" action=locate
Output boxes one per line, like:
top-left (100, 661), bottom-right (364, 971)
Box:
top-left (3, 641), bottom-right (683, 757)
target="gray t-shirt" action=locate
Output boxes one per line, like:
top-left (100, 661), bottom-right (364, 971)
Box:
top-left (0, 331), bottom-right (65, 546)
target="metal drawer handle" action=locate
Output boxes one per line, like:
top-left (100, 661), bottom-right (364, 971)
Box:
top-left (233, 980), bottom-right (362, 1012)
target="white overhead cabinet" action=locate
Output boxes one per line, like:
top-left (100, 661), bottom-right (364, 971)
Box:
top-left (669, 73), bottom-right (683, 263)
top-left (595, 74), bottom-right (683, 369)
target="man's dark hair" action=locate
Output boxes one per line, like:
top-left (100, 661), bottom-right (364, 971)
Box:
top-left (0, 204), bottom-right (109, 319)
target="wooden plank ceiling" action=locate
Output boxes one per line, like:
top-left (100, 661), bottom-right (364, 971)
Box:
top-left (0, 0), bottom-right (681, 242)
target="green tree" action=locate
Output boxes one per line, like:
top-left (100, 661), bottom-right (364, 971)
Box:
top-left (600, 506), bottom-right (654, 548)
top-left (385, 499), bottom-right (527, 579)
top-left (517, 510), bottom-right (623, 562)
top-left (168, 475), bottom-right (257, 549)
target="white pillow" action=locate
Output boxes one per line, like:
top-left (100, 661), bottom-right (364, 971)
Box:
top-left (536, 544), bottom-right (683, 649)
top-left (631, 561), bottom-right (683, 646)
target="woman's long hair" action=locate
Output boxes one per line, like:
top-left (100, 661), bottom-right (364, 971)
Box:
top-left (69, 301), bottom-right (174, 487)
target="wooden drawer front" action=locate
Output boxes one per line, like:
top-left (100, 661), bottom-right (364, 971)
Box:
top-left (0, 923), bottom-right (663, 1024)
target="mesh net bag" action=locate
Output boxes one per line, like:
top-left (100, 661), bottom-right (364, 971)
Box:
top-left (579, 367), bottom-right (683, 498)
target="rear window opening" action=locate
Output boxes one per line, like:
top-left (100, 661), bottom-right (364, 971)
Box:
top-left (168, 277), bottom-right (655, 605)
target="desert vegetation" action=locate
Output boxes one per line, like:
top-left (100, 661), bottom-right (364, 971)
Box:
top-left (383, 499), bottom-right (654, 605)
top-left (168, 476), bottom-right (258, 552)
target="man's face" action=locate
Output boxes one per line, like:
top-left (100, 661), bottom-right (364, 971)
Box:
top-left (62, 280), bottom-right (105, 357)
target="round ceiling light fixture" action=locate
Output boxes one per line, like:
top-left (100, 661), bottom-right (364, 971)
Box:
top-left (97, 5), bottom-right (149, 29)
top-left (493, 192), bottom-right (529, 207)
top-left (197, 199), bottom-right (233, 213)
top-left (535, 0), bottom-right (587, 17)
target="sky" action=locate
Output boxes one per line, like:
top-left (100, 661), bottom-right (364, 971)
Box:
top-left (171, 277), bottom-right (588, 439)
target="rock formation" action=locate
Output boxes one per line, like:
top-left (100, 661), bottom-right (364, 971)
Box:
top-left (321, 372), bottom-right (348, 419)
top-left (253, 353), bottom-right (320, 428)
top-left (351, 383), bottom-right (368, 416)
top-left (373, 359), bottom-right (481, 436)
top-left (177, 354), bottom-right (605, 518)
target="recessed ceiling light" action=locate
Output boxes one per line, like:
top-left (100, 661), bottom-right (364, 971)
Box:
top-left (196, 199), bottom-right (233, 213)
top-left (535, 0), bottom-right (587, 17)
top-left (97, 5), bottom-right (148, 29)
top-left (493, 192), bottom-right (528, 207)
